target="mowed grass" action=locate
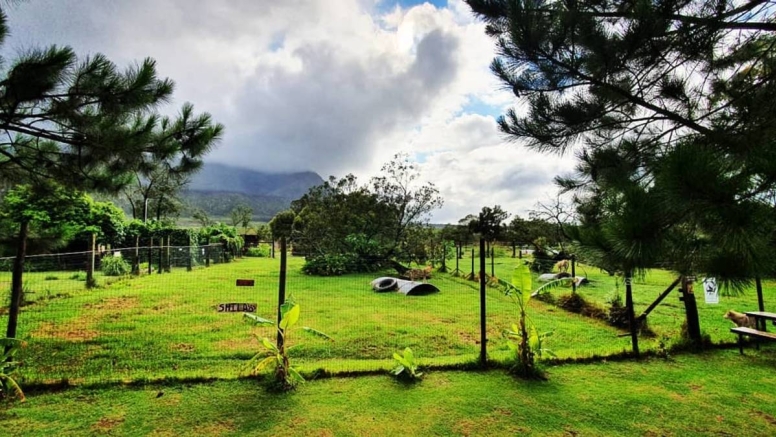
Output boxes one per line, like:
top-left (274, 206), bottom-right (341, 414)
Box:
top-left (2, 252), bottom-right (773, 385)
top-left (484, 247), bottom-right (776, 344)
top-left (3, 350), bottom-right (776, 436)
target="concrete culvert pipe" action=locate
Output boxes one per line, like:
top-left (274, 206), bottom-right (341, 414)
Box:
top-left (371, 277), bottom-right (399, 292)
top-left (395, 279), bottom-right (439, 296)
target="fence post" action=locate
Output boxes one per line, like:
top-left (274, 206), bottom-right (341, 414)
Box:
top-left (440, 244), bottom-right (447, 273)
top-left (205, 244), bottom-right (210, 268)
top-left (277, 236), bottom-right (288, 349)
top-left (187, 244), bottom-right (193, 272)
top-left (148, 237), bottom-right (153, 275)
top-left (571, 255), bottom-right (577, 294)
top-left (470, 248), bottom-right (475, 280)
top-left (86, 232), bottom-right (96, 288)
top-left (490, 246), bottom-right (495, 278)
top-left (680, 275), bottom-right (702, 345)
top-left (625, 274), bottom-right (639, 357)
top-left (479, 238), bottom-right (487, 368)
top-left (133, 235), bottom-right (140, 275)
top-left (165, 236), bottom-right (171, 272)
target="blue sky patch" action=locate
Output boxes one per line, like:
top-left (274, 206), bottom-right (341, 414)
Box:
top-left (460, 97), bottom-right (504, 119)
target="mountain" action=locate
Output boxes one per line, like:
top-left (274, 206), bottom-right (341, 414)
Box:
top-left (187, 163), bottom-right (323, 199)
top-left (182, 163), bottom-right (324, 222)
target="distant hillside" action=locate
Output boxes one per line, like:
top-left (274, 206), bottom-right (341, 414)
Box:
top-left (187, 163), bottom-right (323, 200)
top-left (181, 163), bottom-right (324, 221)
top-left (180, 190), bottom-right (291, 222)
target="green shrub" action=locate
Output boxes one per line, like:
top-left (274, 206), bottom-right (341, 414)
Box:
top-left (44, 275), bottom-right (59, 281)
top-left (69, 271), bottom-right (87, 281)
top-left (101, 256), bottom-right (131, 276)
top-left (302, 254), bottom-right (353, 276)
top-left (391, 347), bottom-right (423, 382)
top-left (607, 291), bottom-right (630, 329)
top-left (245, 244), bottom-right (271, 257)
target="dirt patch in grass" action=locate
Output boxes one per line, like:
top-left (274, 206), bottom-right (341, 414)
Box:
top-left (91, 415), bottom-right (125, 433)
top-left (189, 419), bottom-right (237, 436)
top-left (171, 343), bottom-right (196, 353)
top-left (752, 410), bottom-right (776, 427)
top-left (84, 296), bottom-right (141, 311)
top-left (34, 320), bottom-right (99, 342)
top-left (214, 336), bottom-right (256, 352)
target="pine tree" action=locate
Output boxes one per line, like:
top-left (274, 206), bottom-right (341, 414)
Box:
top-left (467, 0), bottom-right (776, 286)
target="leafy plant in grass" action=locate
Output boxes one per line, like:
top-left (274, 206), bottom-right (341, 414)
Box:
top-left (243, 299), bottom-right (331, 391)
top-left (69, 271), bottom-right (87, 281)
top-left (1, 338), bottom-right (25, 402)
top-left (245, 244), bottom-right (271, 258)
top-left (391, 347), bottom-right (423, 382)
top-left (504, 263), bottom-right (555, 379)
top-left (101, 255), bottom-right (132, 276)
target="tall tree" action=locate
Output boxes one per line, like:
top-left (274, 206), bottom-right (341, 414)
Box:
top-left (0, 3), bottom-right (223, 344)
top-left (0, 6), bottom-right (223, 193)
top-left (1, 182), bottom-right (89, 343)
top-left (230, 203), bottom-right (253, 231)
top-left (467, 0), bottom-right (776, 285)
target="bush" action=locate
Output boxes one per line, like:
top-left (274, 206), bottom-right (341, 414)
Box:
top-left (245, 244), bottom-right (271, 257)
top-left (69, 271), bottom-right (86, 281)
top-left (101, 256), bottom-right (131, 276)
top-left (302, 252), bottom-right (384, 276)
top-left (607, 292), bottom-right (630, 329)
top-left (302, 254), bottom-right (354, 276)
top-left (557, 293), bottom-right (608, 321)
top-left (44, 275), bottom-right (59, 281)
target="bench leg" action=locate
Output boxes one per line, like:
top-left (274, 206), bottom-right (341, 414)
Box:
top-left (738, 334), bottom-right (744, 355)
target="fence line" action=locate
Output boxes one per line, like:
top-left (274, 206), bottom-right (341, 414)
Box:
top-left (1, 240), bottom-right (769, 386)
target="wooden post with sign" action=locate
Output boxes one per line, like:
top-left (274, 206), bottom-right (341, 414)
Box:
top-left (625, 274), bottom-right (639, 357)
top-left (680, 275), bottom-right (702, 345)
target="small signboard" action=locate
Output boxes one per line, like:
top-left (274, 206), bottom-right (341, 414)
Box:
top-left (236, 279), bottom-right (255, 287)
top-left (218, 303), bottom-right (257, 312)
top-left (703, 277), bottom-right (719, 304)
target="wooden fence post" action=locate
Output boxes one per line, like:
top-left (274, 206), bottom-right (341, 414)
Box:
top-left (86, 233), bottom-right (96, 288)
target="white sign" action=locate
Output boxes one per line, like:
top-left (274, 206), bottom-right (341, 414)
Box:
top-left (703, 277), bottom-right (718, 304)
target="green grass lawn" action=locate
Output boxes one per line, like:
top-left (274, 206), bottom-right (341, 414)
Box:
top-left (1, 253), bottom-right (773, 385)
top-left (3, 350), bottom-right (776, 436)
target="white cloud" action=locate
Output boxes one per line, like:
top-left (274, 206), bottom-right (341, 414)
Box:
top-left (3, 0), bottom-right (574, 223)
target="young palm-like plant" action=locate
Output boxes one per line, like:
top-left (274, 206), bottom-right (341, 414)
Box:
top-left (504, 263), bottom-right (555, 379)
top-left (391, 347), bottom-right (423, 381)
top-left (243, 299), bottom-right (331, 391)
top-left (0, 338), bottom-right (25, 402)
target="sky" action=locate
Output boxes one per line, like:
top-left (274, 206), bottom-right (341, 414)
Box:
top-left (3, 0), bottom-right (575, 223)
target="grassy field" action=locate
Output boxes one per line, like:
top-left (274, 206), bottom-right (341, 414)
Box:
top-left (2, 350), bottom-right (776, 436)
top-left (1, 251), bottom-right (774, 385)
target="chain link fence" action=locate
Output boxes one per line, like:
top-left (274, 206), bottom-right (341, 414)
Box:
top-left (2, 240), bottom-right (772, 386)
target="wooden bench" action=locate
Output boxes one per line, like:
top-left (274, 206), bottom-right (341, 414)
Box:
top-left (746, 311), bottom-right (776, 331)
top-left (731, 326), bottom-right (776, 354)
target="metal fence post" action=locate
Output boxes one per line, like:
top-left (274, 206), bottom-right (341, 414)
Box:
top-left (479, 238), bottom-right (487, 368)
top-left (277, 236), bottom-right (287, 349)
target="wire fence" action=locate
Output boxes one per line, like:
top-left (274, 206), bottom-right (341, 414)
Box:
top-left (2, 240), bottom-right (773, 386)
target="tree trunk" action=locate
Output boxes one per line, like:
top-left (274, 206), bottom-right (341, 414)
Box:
top-left (5, 220), bottom-right (29, 347)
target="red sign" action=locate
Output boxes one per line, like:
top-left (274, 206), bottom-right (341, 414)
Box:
top-left (236, 279), bottom-right (255, 287)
